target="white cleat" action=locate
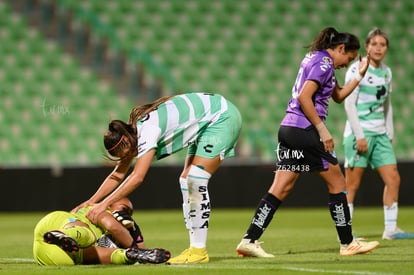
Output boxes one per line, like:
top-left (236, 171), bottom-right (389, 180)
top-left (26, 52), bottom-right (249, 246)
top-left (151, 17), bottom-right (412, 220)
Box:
top-left (382, 228), bottom-right (414, 240)
top-left (340, 238), bottom-right (379, 256)
top-left (236, 239), bottom-right (274, 258)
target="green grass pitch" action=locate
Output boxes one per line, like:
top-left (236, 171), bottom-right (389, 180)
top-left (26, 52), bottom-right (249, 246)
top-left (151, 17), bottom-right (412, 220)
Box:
top-left (0, 207), bottom-right (413, 274)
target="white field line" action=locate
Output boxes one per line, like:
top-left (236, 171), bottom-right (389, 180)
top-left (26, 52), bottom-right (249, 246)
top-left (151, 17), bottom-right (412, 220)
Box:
top-left (171, 264), bottom-right (395, 275)
top-left (0, 258), bottom-right (396, 275)
top-left (282, 266), bottom-right (395, 275)
top-left (0, 257), bottom-right (35, 263)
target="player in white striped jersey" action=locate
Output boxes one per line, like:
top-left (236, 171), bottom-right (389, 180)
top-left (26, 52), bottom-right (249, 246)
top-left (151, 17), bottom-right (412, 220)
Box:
top-left (73, 93), bottom-right (242, 264)
top-left (343, 28), bottom-right (414, 240)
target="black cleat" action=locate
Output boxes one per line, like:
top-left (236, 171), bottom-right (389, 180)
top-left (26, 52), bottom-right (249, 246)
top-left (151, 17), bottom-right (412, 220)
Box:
top-left (43, 230), bottom-right (80, 253)
top-left (126, 247), bottom-right (171, 264)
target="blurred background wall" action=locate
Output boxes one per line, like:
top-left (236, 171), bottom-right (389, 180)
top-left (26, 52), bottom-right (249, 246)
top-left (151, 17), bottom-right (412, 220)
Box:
top-left (1, 0), bottom-right (413, 210)
top-left (1, 163), bottom-right (414, 211)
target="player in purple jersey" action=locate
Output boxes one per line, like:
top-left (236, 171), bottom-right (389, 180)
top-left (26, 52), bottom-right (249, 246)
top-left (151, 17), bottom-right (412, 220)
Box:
top-left (237, 27), bottom-right (380, 257)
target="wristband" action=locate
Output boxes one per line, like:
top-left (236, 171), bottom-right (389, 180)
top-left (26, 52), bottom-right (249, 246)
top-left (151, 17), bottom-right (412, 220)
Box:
top-left (355, 74), bottom-right (363, 82)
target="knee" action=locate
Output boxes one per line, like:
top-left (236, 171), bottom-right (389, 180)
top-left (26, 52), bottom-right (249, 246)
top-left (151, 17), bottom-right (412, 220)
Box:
top-left (386, 173), bottom-right (401, 189)
top-left (346, 180), bottom-right (361, 191)
top-left (187, 165), bottom-right (211, 183)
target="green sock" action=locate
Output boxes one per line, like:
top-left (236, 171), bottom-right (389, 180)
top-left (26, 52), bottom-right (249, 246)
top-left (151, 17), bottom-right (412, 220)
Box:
top-left (110, 249), bottom-right (134, 265)
top-left (61, 226), bottom-right (96, 248)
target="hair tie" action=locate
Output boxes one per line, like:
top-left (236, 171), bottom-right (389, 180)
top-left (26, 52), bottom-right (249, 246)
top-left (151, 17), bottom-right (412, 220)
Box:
top-left (108, 135), bottom-right (125, 152)
top-left (330, 32), bottom-right (335, 43)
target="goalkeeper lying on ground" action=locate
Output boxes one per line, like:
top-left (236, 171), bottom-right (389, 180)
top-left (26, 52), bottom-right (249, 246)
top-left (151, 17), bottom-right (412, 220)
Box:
top-left (33, 197), bottom-right (170, 265)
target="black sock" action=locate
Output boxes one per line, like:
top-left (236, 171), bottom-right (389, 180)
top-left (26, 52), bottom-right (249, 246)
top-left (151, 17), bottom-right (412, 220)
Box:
top-left (328, 192), bottom-right (353, 245)
top-left (244, 193), bottom-right (281, 242)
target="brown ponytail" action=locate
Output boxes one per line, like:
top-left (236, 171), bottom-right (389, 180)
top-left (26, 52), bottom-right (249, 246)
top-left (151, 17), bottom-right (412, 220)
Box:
top-left (104, 95), bottom-right (175, 160)
top-left (129, 95), bottom-right (173, 125)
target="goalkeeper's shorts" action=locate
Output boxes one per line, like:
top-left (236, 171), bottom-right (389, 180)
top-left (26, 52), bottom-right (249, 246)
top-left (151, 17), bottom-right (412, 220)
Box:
top-left (33, 211), bottom-right (83, 265)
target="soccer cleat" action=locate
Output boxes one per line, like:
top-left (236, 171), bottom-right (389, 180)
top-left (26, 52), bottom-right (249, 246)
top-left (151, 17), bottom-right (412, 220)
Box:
top-left (382, 228), bottom-right (414, 240)
top-left (126, 247), bottom-right (171, 264)
top-left (236, 239), bottom-right (274, 258)
top-left (339, 238), bottom-right (379, 256)
top-left (167, 247), bottom-right (209, 264)
top-left (43, 230), bottom-right (79, 253)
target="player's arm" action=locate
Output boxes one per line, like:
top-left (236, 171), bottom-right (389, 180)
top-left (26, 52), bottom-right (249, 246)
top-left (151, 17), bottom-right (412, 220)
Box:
top-left (297, 80), bottom-right (322, 126)
top-left (332, 77), bottom-right (362, 103)
top-left (384, 94), bottom-right (394, 141)
top-left (297, 80), bottom-right (334, 153)
top-left (71, 157), bottom-right (134, 213)
top-left (344, 88), bottom-right (364, 139)
top-left (89, 156), bottom-right (134, 203)
top-left (345, 91), bottom-right (368, 153)
top-left (343, 63), bottom-right (365, 140)
top-left (87, 149), bottom-right (156, 224)
top-left (332, 53), bottom-right (371, 103)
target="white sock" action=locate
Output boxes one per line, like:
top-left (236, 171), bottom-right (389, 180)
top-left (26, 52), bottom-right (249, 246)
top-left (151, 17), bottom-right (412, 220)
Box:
top-left (179, 177), bottom-right (193, 242)
top-left (384, 202), bottom-right (398, 232)
top-left (187, 165), bottom-right (211, 248)
top-left (348, 203), bottom-right (354, 220)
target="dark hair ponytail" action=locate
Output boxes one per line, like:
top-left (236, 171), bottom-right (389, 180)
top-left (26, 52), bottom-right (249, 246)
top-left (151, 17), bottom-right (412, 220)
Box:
top-left (129, 95), bottom-right (173, 125)
top-left (104, 120), bottom-right (137, 160)
top-left (307, 27), bottom-right (360, 52)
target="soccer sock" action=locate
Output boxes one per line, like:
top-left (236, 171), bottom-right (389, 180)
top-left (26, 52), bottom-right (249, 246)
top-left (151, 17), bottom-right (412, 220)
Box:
top-left (329, 192), bottom-right (353, 245)
top-left (243, 193), bottom-right (281, 243)
top-left (187, 165), bottom-right (211, 249)
top-left (384, 202), bottom-right (398, 232)
top-left (179, 177), bottom-right (194, 244)
top-left (110, 248), bottom-right (134, 264)
top-left (180, 177), bottom-right (192, 230)
top-left (348, 203), bottom-right (354, 220)
top-left (61, 226), bottom-right (96, 248)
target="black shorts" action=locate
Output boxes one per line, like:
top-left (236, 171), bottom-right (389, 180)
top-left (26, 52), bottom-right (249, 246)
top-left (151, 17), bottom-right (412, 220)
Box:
top-left (275, 125), bottom-right (338, 172)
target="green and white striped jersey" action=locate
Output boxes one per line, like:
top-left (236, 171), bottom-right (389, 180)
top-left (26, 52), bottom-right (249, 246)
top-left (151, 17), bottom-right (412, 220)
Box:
top-left (343, 60), bottom-right (393, 138)
top-left (136, 93), bottom-right (229, 159)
